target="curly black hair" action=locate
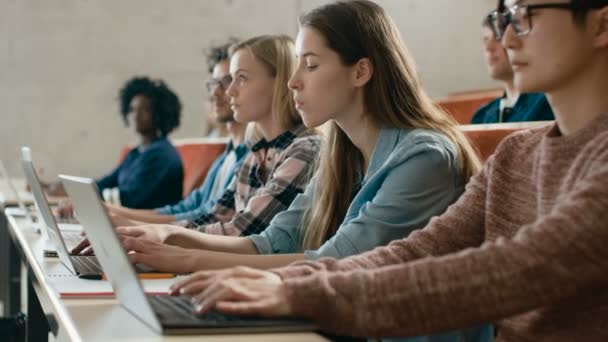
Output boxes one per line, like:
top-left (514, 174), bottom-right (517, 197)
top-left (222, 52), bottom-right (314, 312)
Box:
top-left (118, 77), bottom-right (181, 137)
top-left (205, 38), bottom-right (239, 73)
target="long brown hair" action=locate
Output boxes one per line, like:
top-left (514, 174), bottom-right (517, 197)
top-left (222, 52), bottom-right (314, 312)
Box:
top-left (229, 35), bottom-right (302, 140)
top-left (300, 0), bottom-right (482, 250)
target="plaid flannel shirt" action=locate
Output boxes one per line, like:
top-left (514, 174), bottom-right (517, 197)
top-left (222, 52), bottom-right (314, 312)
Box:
top-left (189, 124), bottom-right (320, 236)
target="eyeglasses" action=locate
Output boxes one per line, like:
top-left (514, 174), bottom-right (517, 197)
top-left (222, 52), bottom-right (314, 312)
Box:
top-left (205, 75), bottom-right (232, 92)
top-left (489, 2), bottom-right (583, 40)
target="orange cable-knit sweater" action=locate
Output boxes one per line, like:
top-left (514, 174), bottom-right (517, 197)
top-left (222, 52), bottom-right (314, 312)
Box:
top-left (274, 114), bottom-right (608, 341)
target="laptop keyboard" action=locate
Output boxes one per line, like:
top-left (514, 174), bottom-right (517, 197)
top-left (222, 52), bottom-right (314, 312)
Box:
top-left (71, 255), bottom-right (102, 275)
top-left (149, 295), bottom-right (265, 327)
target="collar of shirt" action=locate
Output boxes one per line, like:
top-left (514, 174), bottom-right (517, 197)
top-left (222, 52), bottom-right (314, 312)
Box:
top-left (249, 124), bottom-right (308, 152)
top-left (226, 140), bottom-right (250, 160)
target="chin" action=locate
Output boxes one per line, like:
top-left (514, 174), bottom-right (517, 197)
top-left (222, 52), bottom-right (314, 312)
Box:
top-left (514, 74), bottom-right (542, 94)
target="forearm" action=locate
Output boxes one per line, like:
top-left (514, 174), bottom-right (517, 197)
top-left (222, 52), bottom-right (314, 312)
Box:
top-left (167, 228), bottom-right (260, 254)
top-left (188, 250), bottom-right (306, 271)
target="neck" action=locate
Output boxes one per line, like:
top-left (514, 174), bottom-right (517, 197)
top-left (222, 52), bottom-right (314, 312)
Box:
top-left (335, 105), bottom-right (380, 172)
top-left (503, 79), bottom-right (519, 101)
top-left (226, 121), bottom-right (247, 146)
top-left (256, 113), bottom-right (290, 142)
top-left (545, 57), bottom-right (608, 136)
top-left (139, 133), bottom-right (157, 147)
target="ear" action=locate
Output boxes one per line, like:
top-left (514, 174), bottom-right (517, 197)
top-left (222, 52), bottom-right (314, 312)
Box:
top-left (592, 6), bottom-right (608, 48)
top-left (352, 58), bottom-right (373, 88)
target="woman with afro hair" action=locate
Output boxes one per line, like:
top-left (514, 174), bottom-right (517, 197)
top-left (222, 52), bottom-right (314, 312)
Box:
top-left (47, 76), bottom-right (184, 209)
top-left (96, 76), bottom-right (184, 209)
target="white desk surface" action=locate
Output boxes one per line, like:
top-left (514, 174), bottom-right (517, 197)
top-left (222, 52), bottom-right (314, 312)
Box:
top-left (4, 212), bottom-right (328, 342)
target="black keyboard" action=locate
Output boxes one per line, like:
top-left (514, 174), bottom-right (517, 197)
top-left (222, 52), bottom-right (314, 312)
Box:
top-left (149, 295), bottom-right (279, 327)
top-left (71, 255), bottom-right (102, 274)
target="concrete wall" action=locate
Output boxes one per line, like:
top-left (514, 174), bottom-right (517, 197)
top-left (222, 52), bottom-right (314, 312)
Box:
top-left (0, 0), bottom-right (498, 179)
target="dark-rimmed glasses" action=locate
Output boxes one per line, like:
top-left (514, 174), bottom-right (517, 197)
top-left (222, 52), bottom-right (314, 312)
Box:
top-left (489, 2), bottom-right (588, 40)
top-left (205, 75), bottom-right (232, 92)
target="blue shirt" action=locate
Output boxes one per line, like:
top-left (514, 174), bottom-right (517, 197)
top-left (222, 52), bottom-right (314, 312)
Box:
top-left (248, 127), bottom-right (465, 259)
top-left (155, 142), bottom-right (249, 221)
top-left (249, 127), bottom-right (493, 342)
top-left (471, 92), bottom-right (554, 124)
top-left (96, 137), bottom-right (183, 209)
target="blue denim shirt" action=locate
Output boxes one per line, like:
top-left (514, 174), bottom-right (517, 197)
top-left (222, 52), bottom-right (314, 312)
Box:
top-left (248, 127), bottom-right (465, 258)
top-left (155, 142), bottom-right (249, 221)
top-left (249, 127), bottom-right (492, 342)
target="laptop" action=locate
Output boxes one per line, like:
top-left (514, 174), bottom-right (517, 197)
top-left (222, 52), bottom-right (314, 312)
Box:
top-left (20, 147), bottom-right (102, 277)
top-left (60, 174), bottom-right (316, 335)
top-left (0, 159), bottom-right (35, 225)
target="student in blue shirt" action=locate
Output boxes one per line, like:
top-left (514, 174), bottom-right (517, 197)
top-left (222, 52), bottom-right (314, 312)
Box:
top-left (104, 42), bottom-right (249, 224)
top-left (45, 77), bottom-right (183, 210)
top-left (95, 77), bottom-right (183, 209)
top-left (471, 11), bottom-right (554, 124)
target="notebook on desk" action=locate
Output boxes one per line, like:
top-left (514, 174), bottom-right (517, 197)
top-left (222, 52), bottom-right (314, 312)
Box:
top-left (61, 174), bottom-right (316, 335)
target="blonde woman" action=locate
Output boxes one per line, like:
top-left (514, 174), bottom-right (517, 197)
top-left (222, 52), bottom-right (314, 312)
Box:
top-left (74, 35), bottom-right (320, 252)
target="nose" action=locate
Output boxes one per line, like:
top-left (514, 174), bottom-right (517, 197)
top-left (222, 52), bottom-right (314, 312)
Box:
top-left (501, 21), bottom-right (519, 50)
top-left (225, 78), bottom-right (237, 98)
top-left (287, 70), bottom-right (301, 91)
top-left (211, 83), bottom-right (223, 98)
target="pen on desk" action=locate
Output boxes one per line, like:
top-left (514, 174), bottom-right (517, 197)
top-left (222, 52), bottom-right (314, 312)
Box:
top-left (101, 273), bottom-right (176, 280)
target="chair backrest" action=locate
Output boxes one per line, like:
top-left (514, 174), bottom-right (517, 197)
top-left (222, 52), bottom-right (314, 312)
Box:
top-left (459, 121), bottom-right (552, 162)
top-left (436, 88), bottom-right (503, 125)
top-left (117, 138), bottom-right (228, 197)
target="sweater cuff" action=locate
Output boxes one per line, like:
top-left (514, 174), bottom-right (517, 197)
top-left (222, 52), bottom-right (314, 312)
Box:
top-left (283, 275), bottom-right (326, 320)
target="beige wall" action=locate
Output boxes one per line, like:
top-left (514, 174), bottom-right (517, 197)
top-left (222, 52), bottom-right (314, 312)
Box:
top-left (0, 0), bottom-right (498, 179)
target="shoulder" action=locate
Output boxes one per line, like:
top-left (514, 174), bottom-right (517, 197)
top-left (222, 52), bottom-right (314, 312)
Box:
top-left (282, 129), bottom-right (322, 157)
top-left (392, 128), bottom-right (457, 161)
top-left (491, 123), bottom-right (552, 162)
top-left (140, 139), bottom-right (181, 163)
top-left (471, 98), bottom-right (500, 123)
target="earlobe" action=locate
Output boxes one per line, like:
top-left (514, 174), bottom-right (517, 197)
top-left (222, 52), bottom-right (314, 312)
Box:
top-left (353, 58), bottom-right (373, 87)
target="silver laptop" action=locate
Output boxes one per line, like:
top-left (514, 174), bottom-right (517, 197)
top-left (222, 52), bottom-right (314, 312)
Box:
top-left (0, 159), bottom-right (35, 225)
top-left (60, 174), bottom-right (316, 335)
top-left (19, 147), bottom-right (102, 277)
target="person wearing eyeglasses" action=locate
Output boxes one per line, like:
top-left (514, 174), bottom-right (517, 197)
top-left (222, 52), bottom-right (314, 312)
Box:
top-left (471, 10), bottom-right (554, 124)
top-left (168, 1), bottom-right (608, 341)
top-left (101, 41), bottom-right (250, 225)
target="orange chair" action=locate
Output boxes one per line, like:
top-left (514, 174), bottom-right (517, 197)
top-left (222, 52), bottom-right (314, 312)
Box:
top-left (460, 122), bottom-right (552, 162)
top-left (436, 88), bottom-right (504, 124)
top-left (117, 138), bottom-right (228, 197)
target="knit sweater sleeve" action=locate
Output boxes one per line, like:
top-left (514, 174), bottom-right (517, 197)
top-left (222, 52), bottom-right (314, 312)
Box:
top-left (273, 156), bottom-right (489, 279)
top-left (281, 153), bottom-right (608, 338)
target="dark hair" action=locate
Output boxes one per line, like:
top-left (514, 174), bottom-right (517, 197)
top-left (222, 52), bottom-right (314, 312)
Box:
top-left (482, 11), bottom-right (494, 29)
top-left (571, 0), bottom-right (608, 24)
top-left (497, 0), bottom-right (607, 25)
top-left (118, 77), bottom-right (181, 137)
top-left (205, 38), bottom-right (239, 73)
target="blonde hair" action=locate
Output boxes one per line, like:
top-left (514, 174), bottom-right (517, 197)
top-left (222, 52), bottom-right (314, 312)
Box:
top-left (299, 1), bottom-right (482, 250)
top-left (229, 35), bottom-right (301, 141)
